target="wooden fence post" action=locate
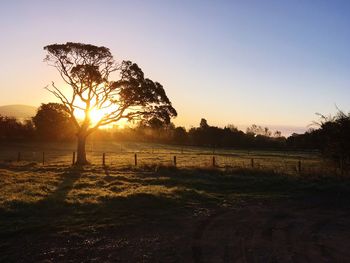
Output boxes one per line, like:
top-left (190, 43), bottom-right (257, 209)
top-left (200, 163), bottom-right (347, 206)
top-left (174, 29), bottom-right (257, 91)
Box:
top-left (72, 152), bottom-right (76, 165)
top-left (17, 152), bottom-right (21, 162)
top-left (134, 153), bottom-right (137, 166)
top-left (212, 156), bottom-right (216, 167)
top-left (42, 152), bottom-right (45, 165)
top-left (251, 158), bottom-right (254, 168)
top-left (102, 153), bottom-right (106, 166)
top-left (173, 156), bottom-right (177, 166)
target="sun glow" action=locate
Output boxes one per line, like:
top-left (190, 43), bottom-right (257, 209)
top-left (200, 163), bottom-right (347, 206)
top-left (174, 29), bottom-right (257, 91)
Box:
top-left (74, 108), bottom-right (108, 127)
top-left (89, 108), bottom-right (106, 125)
top-left (73, 107), bottom-right (127, 129)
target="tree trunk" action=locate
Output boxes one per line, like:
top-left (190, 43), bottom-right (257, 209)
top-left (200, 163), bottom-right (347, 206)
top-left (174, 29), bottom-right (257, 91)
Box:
top-left (76, 133), bottom-right (88, 165)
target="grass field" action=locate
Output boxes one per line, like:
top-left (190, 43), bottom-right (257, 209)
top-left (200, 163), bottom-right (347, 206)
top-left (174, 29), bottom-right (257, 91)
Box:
top-left (0, 157), bottom-right (350, 262)
top-left (0, 141), bottom-right (342, 176)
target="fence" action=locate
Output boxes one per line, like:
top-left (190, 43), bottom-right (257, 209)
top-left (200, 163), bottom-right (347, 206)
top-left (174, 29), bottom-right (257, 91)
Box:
top-left (0, 148), bottom-right (346, 176)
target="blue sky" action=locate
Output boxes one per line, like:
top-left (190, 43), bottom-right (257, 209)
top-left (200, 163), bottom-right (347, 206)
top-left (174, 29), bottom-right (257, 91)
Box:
top-left (0, 0), bottom-right (349, 134)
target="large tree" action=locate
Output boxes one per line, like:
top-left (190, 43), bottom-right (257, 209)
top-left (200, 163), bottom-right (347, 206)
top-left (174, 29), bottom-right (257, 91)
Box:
top-left (44, 42), bottom-right (177, 164)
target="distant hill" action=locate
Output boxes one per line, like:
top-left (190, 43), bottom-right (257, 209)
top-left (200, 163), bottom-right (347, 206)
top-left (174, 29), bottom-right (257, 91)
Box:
top-left (0, 104), bottom-right (37, 120)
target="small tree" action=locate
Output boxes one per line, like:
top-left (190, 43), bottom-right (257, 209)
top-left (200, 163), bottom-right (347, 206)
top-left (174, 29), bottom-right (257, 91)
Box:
top-left (246, 124), bottom-right (272, 137)
top-left (0, 116), bottom-right (34, 140)
top-left (32, 103), bottom-right (75, 141)
top-left (44, 42), bottom-right (177, 164)
top-left (316, 111), bottom-right (350, 164)
top-left (199, 118), bottom-right (209, 129)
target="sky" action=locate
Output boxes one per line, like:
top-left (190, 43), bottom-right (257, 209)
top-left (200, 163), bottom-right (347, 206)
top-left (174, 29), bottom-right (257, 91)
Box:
top-left (0, 0), bottom-right (349, 135)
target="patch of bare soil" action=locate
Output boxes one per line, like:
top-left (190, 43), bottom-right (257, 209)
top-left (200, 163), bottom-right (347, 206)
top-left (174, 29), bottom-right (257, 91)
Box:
top-left (192, 199), bottom-right (350, 263)
top-left (4, 198), bottom-right (350, 262)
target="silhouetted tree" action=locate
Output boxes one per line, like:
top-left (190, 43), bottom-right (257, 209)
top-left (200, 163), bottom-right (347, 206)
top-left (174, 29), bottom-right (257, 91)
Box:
top-left (246, 124), bottom-right (272, 137)
top-left (32, 103), bottom-right (75, 141)
top-left (173, 126), bottom-right (188, 144)
top-left (316, 111), bottom-right (350, 163)
top-left (287, 130), bottom-right (321, 150)
top-left (146, 117), bottom-right (165, 130)
top-left (200, 118), bottom-right (209, 129)
top-left (0, 115), bottom-right (34, 140)
top-left (44, 42), bottom-right (177, 164)
top-left (286, 110), bottom-right (350, 167)
top-left (226, 124), bottom-right (239, 132)
top-left (273, 130), bottom-right (282, 138)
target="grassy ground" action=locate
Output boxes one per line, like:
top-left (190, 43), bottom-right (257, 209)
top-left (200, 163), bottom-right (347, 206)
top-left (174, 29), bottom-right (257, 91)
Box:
top-left (0, 141), bottom-right (337, 176)
top-left (0, 161), bottom-right (349, 262)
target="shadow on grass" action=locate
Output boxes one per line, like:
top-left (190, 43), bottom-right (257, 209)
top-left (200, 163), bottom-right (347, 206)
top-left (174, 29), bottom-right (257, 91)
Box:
top-left (100, 165), bottom-right (350, 201)
top-left (0, 165), bottom-right (189, 239)
top-left (1, 163), bottom-right (350, 240)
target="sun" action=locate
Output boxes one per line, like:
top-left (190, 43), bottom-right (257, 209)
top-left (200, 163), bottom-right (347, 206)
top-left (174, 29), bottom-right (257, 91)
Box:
top-left (73, 107), bottom-right (127, 128)
top-left (89, 108), bottom-right (105, 125)
top-left (74, 108), bottom-right (109, 126)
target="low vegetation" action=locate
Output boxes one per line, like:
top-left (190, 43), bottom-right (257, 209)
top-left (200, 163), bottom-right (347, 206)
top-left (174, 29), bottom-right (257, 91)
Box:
top-left (0, 162), bottom-right (349, 262)
top-left (2, 105), bottom-right (350, 171)
top-left (0, 141), bottom-right (340, 176)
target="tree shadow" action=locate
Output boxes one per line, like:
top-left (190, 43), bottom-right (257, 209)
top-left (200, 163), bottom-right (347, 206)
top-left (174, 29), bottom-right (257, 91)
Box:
top-left (98, 166), bottom-right (295, 198)
top-left (2, 164), bottom-right (350, 263)
top-left (45, 166), bottom-right (82, 203)
top-left (2, 164), bottom-right (350, 241)
top-left (0, 166), bottom-right (189, 238)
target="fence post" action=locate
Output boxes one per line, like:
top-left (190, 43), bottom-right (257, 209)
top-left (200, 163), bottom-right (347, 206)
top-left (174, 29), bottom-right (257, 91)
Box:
top-left (173, 156), bottom-right (177, 166)
top-left (17, 152), bottom-right (21, 162)
top-left (134, 153), bottom-right (137, 166)
top-left (251, 158), bottom-right (254, 168)
top-left (72, 152), bottom-right (76, 165)
top-left (42, 152), bottom-right (45, 165)
top-left (102, 153), bottom-right (106, 166)
top-left (212, 156), bottom-right (216, 167)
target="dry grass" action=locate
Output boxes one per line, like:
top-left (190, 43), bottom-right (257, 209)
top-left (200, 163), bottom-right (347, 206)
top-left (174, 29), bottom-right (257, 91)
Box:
top-left (0, 161), bottom-right (350, 262)
top-left (0, 141), bottom-right (341, 176)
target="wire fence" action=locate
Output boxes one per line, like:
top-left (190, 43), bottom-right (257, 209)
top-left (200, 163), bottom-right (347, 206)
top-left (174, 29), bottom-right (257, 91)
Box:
top-left (0, 148), bottom-right (346, 176)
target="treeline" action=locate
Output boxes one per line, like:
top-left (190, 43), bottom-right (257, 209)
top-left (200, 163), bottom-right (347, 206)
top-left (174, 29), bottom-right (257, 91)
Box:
top-left (0, 103), bottom-right (75, 141)
top-left (1, 103), bottom-right (350, 163)
top-left (0, 116), bottom-right (35, 140)
top-left (0, 103), bottom-right (287, 149)
top-left (112, 118), bottom-right (287, 149)
top-left (287, 111), bottom-right (350, 163)
top-left (0, 113), bottom-right (287, 148)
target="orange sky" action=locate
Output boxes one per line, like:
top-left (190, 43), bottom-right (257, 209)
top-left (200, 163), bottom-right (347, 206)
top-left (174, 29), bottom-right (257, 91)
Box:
top-left (1, 1), bottom-right (350, 135)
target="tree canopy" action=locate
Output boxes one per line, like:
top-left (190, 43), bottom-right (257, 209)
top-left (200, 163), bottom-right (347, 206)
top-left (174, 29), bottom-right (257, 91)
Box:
top-left (44, 42), bottom-right (177, 164)
top-left (32, 103), bottom-right (75, 141)
top-left (44, 42), bottom-right (177, 132)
